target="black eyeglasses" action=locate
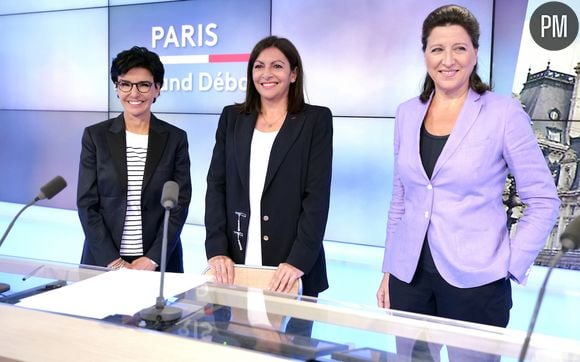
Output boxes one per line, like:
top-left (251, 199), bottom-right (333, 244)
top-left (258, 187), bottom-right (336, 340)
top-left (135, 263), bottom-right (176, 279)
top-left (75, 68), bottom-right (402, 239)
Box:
top-left (116, 80), bottom-right (154, 93)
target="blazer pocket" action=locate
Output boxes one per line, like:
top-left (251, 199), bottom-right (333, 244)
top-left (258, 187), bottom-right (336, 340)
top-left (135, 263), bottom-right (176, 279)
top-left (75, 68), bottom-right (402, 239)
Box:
top-left (458, 136), bottom-right (491, 148)
top-left (454, 136), bottom-right (495, 172)
top-left (455, 229), bottom-right (497, 269)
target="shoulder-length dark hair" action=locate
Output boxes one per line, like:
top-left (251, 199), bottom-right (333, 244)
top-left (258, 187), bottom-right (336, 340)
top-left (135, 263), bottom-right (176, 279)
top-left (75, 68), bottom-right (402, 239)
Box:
top-left (240, 36), bottom-right (305, 114)
top-left (419, 4), bottom-right (490, 103)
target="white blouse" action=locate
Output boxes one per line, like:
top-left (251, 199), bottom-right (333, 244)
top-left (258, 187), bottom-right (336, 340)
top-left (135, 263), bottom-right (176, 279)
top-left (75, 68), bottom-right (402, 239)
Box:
top-left (245, 128), bottom-right (278, 265)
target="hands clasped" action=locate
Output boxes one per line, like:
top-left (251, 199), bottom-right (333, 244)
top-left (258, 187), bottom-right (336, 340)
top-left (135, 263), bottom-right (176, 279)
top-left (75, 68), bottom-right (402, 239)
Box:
top-left (108, 257), bottom-right (157, 271)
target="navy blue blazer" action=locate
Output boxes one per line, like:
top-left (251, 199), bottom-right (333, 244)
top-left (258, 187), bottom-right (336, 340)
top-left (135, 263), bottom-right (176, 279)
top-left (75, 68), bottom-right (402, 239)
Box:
top-left (77, 114), bottom-right (192, 272)
top-left (205, 104), bottom-right (333, 295)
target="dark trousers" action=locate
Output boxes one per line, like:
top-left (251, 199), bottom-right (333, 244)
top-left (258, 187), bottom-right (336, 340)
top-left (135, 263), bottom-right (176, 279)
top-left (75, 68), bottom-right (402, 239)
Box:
top-left (285, 292), bottom-right (318, 337)
top-left (389, 268), bottom-right (512, 361)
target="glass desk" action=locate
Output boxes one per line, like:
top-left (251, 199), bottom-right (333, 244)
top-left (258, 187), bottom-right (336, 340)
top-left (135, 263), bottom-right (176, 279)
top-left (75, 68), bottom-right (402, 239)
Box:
top-left (0, 254), bottom-right (107, 303)
top-left (1, 254), bottom-right (579, 361)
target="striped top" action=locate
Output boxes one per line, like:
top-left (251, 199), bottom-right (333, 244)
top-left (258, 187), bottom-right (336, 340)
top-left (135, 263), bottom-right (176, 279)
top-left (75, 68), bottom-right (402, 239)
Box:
top-left (120, 131), bottom-right (148, 256)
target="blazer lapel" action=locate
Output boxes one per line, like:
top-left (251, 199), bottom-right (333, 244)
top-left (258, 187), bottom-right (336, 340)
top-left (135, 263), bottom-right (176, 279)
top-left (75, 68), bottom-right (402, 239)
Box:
top-left (143, 114), bottom-right (168, 191)
top-left (432, 89), bottom-right (482, 179)
top-left (234, 112), bottom-right (256, 193)
top-left (264, 112), bottom-right (305, 191)
top-left (106, 114), bottom-right (128, 193)
top-left (411, 100), bottom-right (431, 181)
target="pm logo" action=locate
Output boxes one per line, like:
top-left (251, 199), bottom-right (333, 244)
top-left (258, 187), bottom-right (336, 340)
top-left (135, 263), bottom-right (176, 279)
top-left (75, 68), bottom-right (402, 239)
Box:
top-left (530, 1), bottom-right (578, 51)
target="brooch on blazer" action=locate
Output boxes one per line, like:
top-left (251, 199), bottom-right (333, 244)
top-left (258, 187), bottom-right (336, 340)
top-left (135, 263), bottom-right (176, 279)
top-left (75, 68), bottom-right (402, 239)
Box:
top-left (234, 211), bottom-right (247, 251)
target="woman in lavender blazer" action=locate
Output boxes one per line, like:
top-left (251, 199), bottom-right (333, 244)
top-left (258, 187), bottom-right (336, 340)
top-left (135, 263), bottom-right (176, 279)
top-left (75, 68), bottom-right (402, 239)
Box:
top-left (376, 5), bottom-right (560, 360)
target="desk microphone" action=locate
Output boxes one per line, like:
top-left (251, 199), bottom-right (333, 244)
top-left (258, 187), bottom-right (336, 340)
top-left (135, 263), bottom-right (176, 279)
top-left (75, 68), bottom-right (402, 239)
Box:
top-left (139, 181), bottom-right (182, 325)
top-left (518, 216), bottom-right (580, 361)
top-left (0, 176), bottom-right (67, 293)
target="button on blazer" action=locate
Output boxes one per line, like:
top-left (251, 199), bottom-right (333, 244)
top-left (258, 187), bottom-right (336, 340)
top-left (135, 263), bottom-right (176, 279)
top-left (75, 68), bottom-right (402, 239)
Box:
top-left (382, 90), bottom-right (560, 287)
top-left (205, 104), bottom-right (333, 295)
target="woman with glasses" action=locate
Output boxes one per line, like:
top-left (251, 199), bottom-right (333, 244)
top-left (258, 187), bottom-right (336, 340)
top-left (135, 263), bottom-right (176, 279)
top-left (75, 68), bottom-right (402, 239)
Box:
top-left (77, 46), bottom-right (191, 272)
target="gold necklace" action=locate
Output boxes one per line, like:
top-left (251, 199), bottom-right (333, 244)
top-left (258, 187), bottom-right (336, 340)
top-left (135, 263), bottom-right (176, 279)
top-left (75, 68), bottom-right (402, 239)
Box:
top-left (261, 111), bottom-right (287, 128)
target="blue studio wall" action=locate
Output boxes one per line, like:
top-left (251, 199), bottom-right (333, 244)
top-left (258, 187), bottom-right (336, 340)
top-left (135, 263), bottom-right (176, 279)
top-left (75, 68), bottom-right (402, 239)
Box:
top-left (0, 0), bottom-right (536, 248)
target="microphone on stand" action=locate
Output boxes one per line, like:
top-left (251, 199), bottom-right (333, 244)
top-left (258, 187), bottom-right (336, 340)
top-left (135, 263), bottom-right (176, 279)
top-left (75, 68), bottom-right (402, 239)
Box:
top-left (518, 216), bottom-right (580, 362)
top-left (0, 176), bottom-right (67, 293)
top-left (139, 181), bottom-right (182, 325)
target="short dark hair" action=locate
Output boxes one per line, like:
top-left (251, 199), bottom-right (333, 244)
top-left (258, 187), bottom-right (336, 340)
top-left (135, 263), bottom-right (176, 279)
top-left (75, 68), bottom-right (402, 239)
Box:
top-left (419, 5), bottom-right (490, 102)
top-left (110, 46), bottom-right (165, 88)
top-left (241, 36), bottom-right (305, 114)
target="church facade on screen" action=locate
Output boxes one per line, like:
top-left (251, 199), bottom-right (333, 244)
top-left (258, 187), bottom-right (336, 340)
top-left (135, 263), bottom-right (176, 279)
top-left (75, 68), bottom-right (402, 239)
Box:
top-left (511, 61), bottom-right (580, 269)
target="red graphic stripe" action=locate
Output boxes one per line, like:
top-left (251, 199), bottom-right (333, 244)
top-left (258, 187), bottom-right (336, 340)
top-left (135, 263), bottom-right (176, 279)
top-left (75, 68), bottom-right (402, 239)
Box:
top-left (209, 53), bottom-right (250, 63)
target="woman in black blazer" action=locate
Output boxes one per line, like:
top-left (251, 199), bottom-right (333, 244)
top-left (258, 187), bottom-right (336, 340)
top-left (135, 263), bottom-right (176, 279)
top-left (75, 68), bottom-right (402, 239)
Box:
top-left (205, 36), bottom-right (333, 297)
top-left (77, 47), bottom-right (192, 272)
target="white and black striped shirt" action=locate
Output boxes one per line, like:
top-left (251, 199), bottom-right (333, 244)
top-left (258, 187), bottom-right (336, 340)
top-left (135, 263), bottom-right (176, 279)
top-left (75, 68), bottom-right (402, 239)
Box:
top-left (120, 131), bottom-right (148, 256)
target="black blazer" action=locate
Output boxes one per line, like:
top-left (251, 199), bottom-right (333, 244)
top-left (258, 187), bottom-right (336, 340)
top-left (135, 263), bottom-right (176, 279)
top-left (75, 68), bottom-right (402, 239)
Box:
top-left (77, 114), bottom-right (192, 272)
top-left (205, 104), bottom-right (333, 295)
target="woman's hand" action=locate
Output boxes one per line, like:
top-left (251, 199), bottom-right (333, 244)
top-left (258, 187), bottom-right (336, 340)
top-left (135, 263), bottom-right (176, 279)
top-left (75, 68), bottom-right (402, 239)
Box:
top-left (107, 257), bottom-right (130, 270)
top-left (208, 255), bottom-right (235, 284)
top-left (269, 263), bottom-right (304, 293)
top-left (376, 272), bottom-right (391, 308)
top-left (130, 257), bottom-right (157, 271)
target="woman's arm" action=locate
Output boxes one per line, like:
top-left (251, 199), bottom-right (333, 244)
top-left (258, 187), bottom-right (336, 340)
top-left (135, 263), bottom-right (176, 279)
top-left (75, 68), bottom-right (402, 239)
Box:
top-left (205, 107), bottom-right (234, 259)
top-left (502, 99), bottom-right (560, 283)
top-left (77, 127), bottom-right (119, 266)
top-left (285, 107), bottom-right (333, 274)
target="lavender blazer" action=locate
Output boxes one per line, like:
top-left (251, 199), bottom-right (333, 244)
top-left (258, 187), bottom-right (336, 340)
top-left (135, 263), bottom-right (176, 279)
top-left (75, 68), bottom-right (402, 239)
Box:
top-left (382, 89), bottom-right (560, 287)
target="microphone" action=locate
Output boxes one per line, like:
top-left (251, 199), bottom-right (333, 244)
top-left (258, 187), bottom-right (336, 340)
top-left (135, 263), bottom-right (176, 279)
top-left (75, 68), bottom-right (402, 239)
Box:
top-left (35, 176), bottom-right (67, 201)
top-left (0, 176), bottom-right (67, 293)
top-left (518, 216), bottom-right (580, 361)
top-left (139, 181), bottom-right (182, 326)
top-left (558, 216), bottom-right (580, 252)
top-left (0, 176), bottom-right (67, 248)
top-left (160, 180), bottom-right (179, 209)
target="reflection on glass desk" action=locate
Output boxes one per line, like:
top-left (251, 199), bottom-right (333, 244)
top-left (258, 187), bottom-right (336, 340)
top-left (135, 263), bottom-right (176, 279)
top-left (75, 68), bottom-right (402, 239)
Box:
top-left (2, 255), bottom-right (580, 361)
top-left (167, 283), bottom-right (580, 361)
top-left (0, 254), bottom-right (107, 304)
top-left (164, 304), bottom-right (349, 360)
top-left (332, 347), bottom-right (402, 362)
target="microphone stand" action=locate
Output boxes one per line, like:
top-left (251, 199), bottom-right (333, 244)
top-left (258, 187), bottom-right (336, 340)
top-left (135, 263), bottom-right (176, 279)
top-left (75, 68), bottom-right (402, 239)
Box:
top-left (0, 199), bottom-right (36, 249)
top-left (138, 206), bottom-right (182, 326)
top-left (0, 175), bottom-right (67, 294)
top-left (518, 250), bottom-right (564, 362)
top-left (0, 199), bottom-right (37, 293)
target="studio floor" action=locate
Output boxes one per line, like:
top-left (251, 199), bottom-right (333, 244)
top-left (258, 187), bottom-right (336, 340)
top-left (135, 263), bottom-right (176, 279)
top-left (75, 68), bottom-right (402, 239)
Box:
top-left (0, 201), bottom-right (578, 360)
